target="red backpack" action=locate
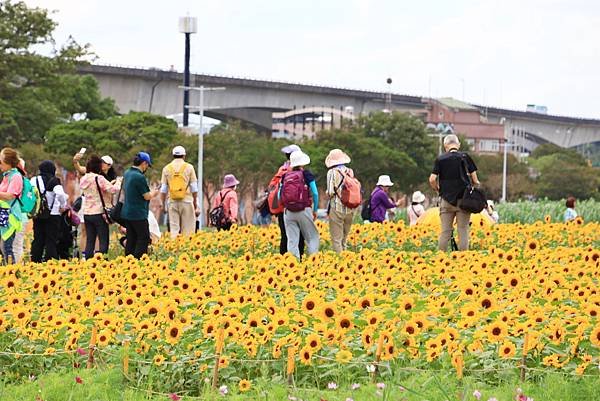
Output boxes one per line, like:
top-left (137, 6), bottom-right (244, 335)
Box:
top-left (267, 165), bottom-right (289, 214)
top-left (335, 169), bottom-right (362, 209)
top-left (280, 170), bottom-right (311, 212)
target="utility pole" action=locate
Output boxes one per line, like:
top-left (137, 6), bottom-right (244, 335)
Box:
top-left (180, 85), bottom-right (226, 228)
top-left (179, 16), bottom-right (197, 127)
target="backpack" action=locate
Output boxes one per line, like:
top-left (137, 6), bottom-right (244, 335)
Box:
top-left (168, 163), bottom-right (189, 201)
top-left (334, 169), bottom-right (362, 209)
top-left (280, 170), bottom-right (311, 212)
top-left (33, 178), bottom-right (53, 220)
top-left (267, 165), bottom-right (289, 214)
top-left (360, 197), bottom-right (372, 221)
top-left (14, 173), bottom-right (38, 216)
top-left (209, 190), bottom-right (232, 229)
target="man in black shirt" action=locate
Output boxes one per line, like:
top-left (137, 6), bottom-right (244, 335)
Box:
top-left (429, 134), bottom-right (480, 251)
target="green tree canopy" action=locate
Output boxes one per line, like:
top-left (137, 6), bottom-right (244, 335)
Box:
top-left (0, 0), bottom-right (116, 144)
top-left (45, 112), bottom-right (178, 174)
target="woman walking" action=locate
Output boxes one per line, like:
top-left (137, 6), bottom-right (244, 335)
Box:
top-left (0, 148), bottom-right (24, 265)
top-left (79, 155), bottom-right (120, 257)
top-left (211, 174), bottom-right (240, 231)
top-left (30, 161), bottom-right (68, 262)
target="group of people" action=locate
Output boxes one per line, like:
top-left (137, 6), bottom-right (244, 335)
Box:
top-left (1, 134), bottom-right (582, 265)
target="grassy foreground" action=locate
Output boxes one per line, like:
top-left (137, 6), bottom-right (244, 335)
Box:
top-left (1, 367), bottom-right (599, 401)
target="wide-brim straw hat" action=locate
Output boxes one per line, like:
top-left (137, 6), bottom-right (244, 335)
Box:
top-left (289, 150), bottom-right (311, 168)
top-left (325, 149), bottom-right (351, 168)
top-left (281, 144), bottom-right (301, 155)
top-left (376, 175), bottom-right (394, 187)
top-left (223, 174), bottom-right (240, 188)
top-left (412, 191), bottom-right (426, 203)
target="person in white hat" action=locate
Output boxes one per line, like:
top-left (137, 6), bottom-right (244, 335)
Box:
top-left (159, 145), bottom-right (199, 238)
top-left (325, 148), bottom-right (357, 253)
top-left (266, 144), bottom-right (305, 255)
top-left (368, 175), bottom-right (399, 223)
top-left (280, 150), bottom-right (320, 259)
top-left (407, 191), bottom-right (426, 226)
top-left (481, 199), bottom-right (499, 224)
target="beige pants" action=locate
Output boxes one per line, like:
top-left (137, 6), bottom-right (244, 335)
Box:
top-left (329, 208), bottom-right (355, 253)
top-left (439, 198), bottom-right (471, 251)
top-left (168, 201), bottom-right (196, 239)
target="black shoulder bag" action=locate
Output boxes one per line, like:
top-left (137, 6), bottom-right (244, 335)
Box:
top-left (95, 176), bottom-right (125, 226)
top-left (458, 154), bottom-right (487, 214)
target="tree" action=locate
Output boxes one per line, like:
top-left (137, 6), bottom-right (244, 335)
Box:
top-left (534, 156), bottom-right (599, 200)
top-left (45, 112), bottom-right (178, 174)
top-left (357, 111), bottom-right (437, 189)
top-left (0, 0), bottom-right (116, 144)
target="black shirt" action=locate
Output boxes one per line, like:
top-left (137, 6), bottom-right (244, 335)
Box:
top-left (432, 151), bottom-right (477, 206)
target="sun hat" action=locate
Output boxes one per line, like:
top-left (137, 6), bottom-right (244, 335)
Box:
top-left (281, 144), bottom-right (301, 155)
top-left (289, 150), bottom-right (311, 168)
top-left (223, 174), bottom-right (240, 188)
top-left (376, 175), bottom-right (394, 187)
top-left (172, 146), bottom-right (186, 156)
top-left (325, 149), bottom-right (351, 168)
top-left (412, 191), bottom-right (426, 203)
top-left (101, 155), bottom-right (114, 166)
top-left (136, 152), bottom-right (152, 167)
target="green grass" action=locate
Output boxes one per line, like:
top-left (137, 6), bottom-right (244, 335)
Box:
top-left (1, 367), bottom-right (598, 401)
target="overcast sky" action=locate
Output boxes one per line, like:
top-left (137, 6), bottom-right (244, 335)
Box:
top-left (25, 0), bottom-right (600, 118)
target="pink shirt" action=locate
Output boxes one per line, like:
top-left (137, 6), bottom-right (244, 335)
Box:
top-left (407, 204), bottom-right (425, 226)
top-left (0, 169), bottom-right (23, 199)
top-left (212, 189), bottom-right (238, 221)
top-left (80, 173), bottom-right (119, 215)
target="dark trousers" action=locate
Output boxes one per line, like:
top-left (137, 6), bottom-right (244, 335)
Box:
top-left (124, 219), bottom-right (150, 259)
top-left (84, 214), bottom-right (109, 257)
top-left (277, 213), bottom-right (304, 255)
top-left (2, 233), bottom-right (15, 265)
top-left (31, 215), bottom-right (61, 262)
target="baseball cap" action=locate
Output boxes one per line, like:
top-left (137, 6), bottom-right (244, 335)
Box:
top-left (136, 151), bottom-right (152, 167)
top-left (101, 155), bottom-right (114, 166)
top-left (172, 146), bottom-right (186, 156)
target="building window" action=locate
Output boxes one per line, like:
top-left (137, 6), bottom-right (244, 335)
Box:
top-left (479, 139), bottom-right (500, 152)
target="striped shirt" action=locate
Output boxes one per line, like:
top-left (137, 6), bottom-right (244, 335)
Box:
top-left (326, 166), bottom-right (353, 214)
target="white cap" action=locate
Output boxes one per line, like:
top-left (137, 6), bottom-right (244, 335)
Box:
top-left (281, 144), bottom-right (301, 154)
top-left (172, 146), bottom-right (186, 156)
top-left (289, 150), bottom-right (311, 168)
top-left (376, 175), bottom-right (394, 187)
top-left (101, 155), bottom-right (113, 166)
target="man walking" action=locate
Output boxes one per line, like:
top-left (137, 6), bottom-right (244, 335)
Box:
top-left (159, 146), bottom-right (199, 238)
top-left (122, 152), bottom-right (159, 258)
top-left (429, 134), bottom-right (480, 251)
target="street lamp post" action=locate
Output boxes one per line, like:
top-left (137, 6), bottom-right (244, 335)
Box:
top-left (180, 85), bottom-right (226, 229)
top-left (179, 16), bottom-right (197, 127)
top-left (384, 78), bottom-right (392, 112)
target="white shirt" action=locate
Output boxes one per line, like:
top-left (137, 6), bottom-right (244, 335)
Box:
top-left (30, 176), bottom-right (68, 216)
top-left (407, 204), bottom-right (425, 226)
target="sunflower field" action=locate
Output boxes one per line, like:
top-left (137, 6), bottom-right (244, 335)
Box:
top-left (0, 218), bottom-right (599, 399)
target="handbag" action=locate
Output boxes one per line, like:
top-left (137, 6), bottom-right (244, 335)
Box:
top-left (95, 176), bottom-right (125, 225)
top-left (458, 154), bottom-right (487, 214)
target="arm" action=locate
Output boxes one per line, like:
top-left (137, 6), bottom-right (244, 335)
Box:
top-left (73, 153), bottom-right (87, 175)
top-left (470, 171), bottom-right (480, 187)
top-left (429, 174), bottom-right (439, 193)
top-left (189, 165), bottom-right (200, 215)
top-left (308, 180), bottom-right (319, 212)
top-left (381, 193), bottom-right (396, 209)
top-left (159, 167), bottom-right (168, 207)
top-left (0, 174), bottom-right (22, 201)
top-left (229, 193), bottom-right (239, 222)
top-left (99, 175), bottom-right (120, 194)
top-left (143, 189), bottom-right (159, 201)
top-left (325, 169), bottom-right (336, 198)
top-left (53, 185), bottom-right (68, 210)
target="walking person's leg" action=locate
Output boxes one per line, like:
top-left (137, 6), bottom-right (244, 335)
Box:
top-left (13, 225), bottom-right (25, 263)
top-left (132, 219), bottom-right (150, 258)
top-left (96, 217), bottom-right (110, 254)
top-left (84, 215), bottom-right (98, 257)
top-left (43, 215), bottom-right (61, 260)
top-left (30, 219), bottom-right (45, 263)
top-left (2, 233), bottom-right (15, 264)
top-left (180, 203), bottom-right (196, 236)
top-left (341, 211), bottom-right (354, 251)
top-left (329, 208), bottom-right (344, 253)
top-left (298, 208), bottom-right (320, 256)
top-left (284, 211), bottom-right (301, 259)
top-left (277, 213), bottom-right (288, 254)
top-left (124, 220), bottom-right (137, 257)
top-left (438, 199), bottom-right (457, 251)
top-left (168, 201), bottom-right (181, 239)
top-left (456, 206), bottom-right (471, 251)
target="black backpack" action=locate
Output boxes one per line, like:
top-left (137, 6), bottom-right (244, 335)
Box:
top-left (34, 178), bottom-right (54, 220)
top-left (209, 190), bottom-right (232, 229)
top-left (360, 197), bottom-right (372, 221)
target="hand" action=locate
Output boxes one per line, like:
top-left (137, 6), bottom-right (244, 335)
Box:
top-left (312, 211), bottom-right (317, 221)
top-left (194, 207), bottom-right (201, 217)
top-left (73, 153), bottom-right (83, 162)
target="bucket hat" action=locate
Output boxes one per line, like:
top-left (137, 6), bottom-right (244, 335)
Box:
top-left (223, 174), bottom-right (240, 188)
top-left (281, 144), bottom-right (301, 155)
top-left (289, 150), bottom-right (311, 168)
top-left (325, 149), bottom-right (351, 168)
top-left (412, 191), bottom-right (426, 203)
top-left (376, 175), bottom-right (394, 187)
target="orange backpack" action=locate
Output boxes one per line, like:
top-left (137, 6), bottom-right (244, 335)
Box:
top-left (267, 165), bottom-right (289, 214)
top-left (335, 169), bottom-right (362, 209)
